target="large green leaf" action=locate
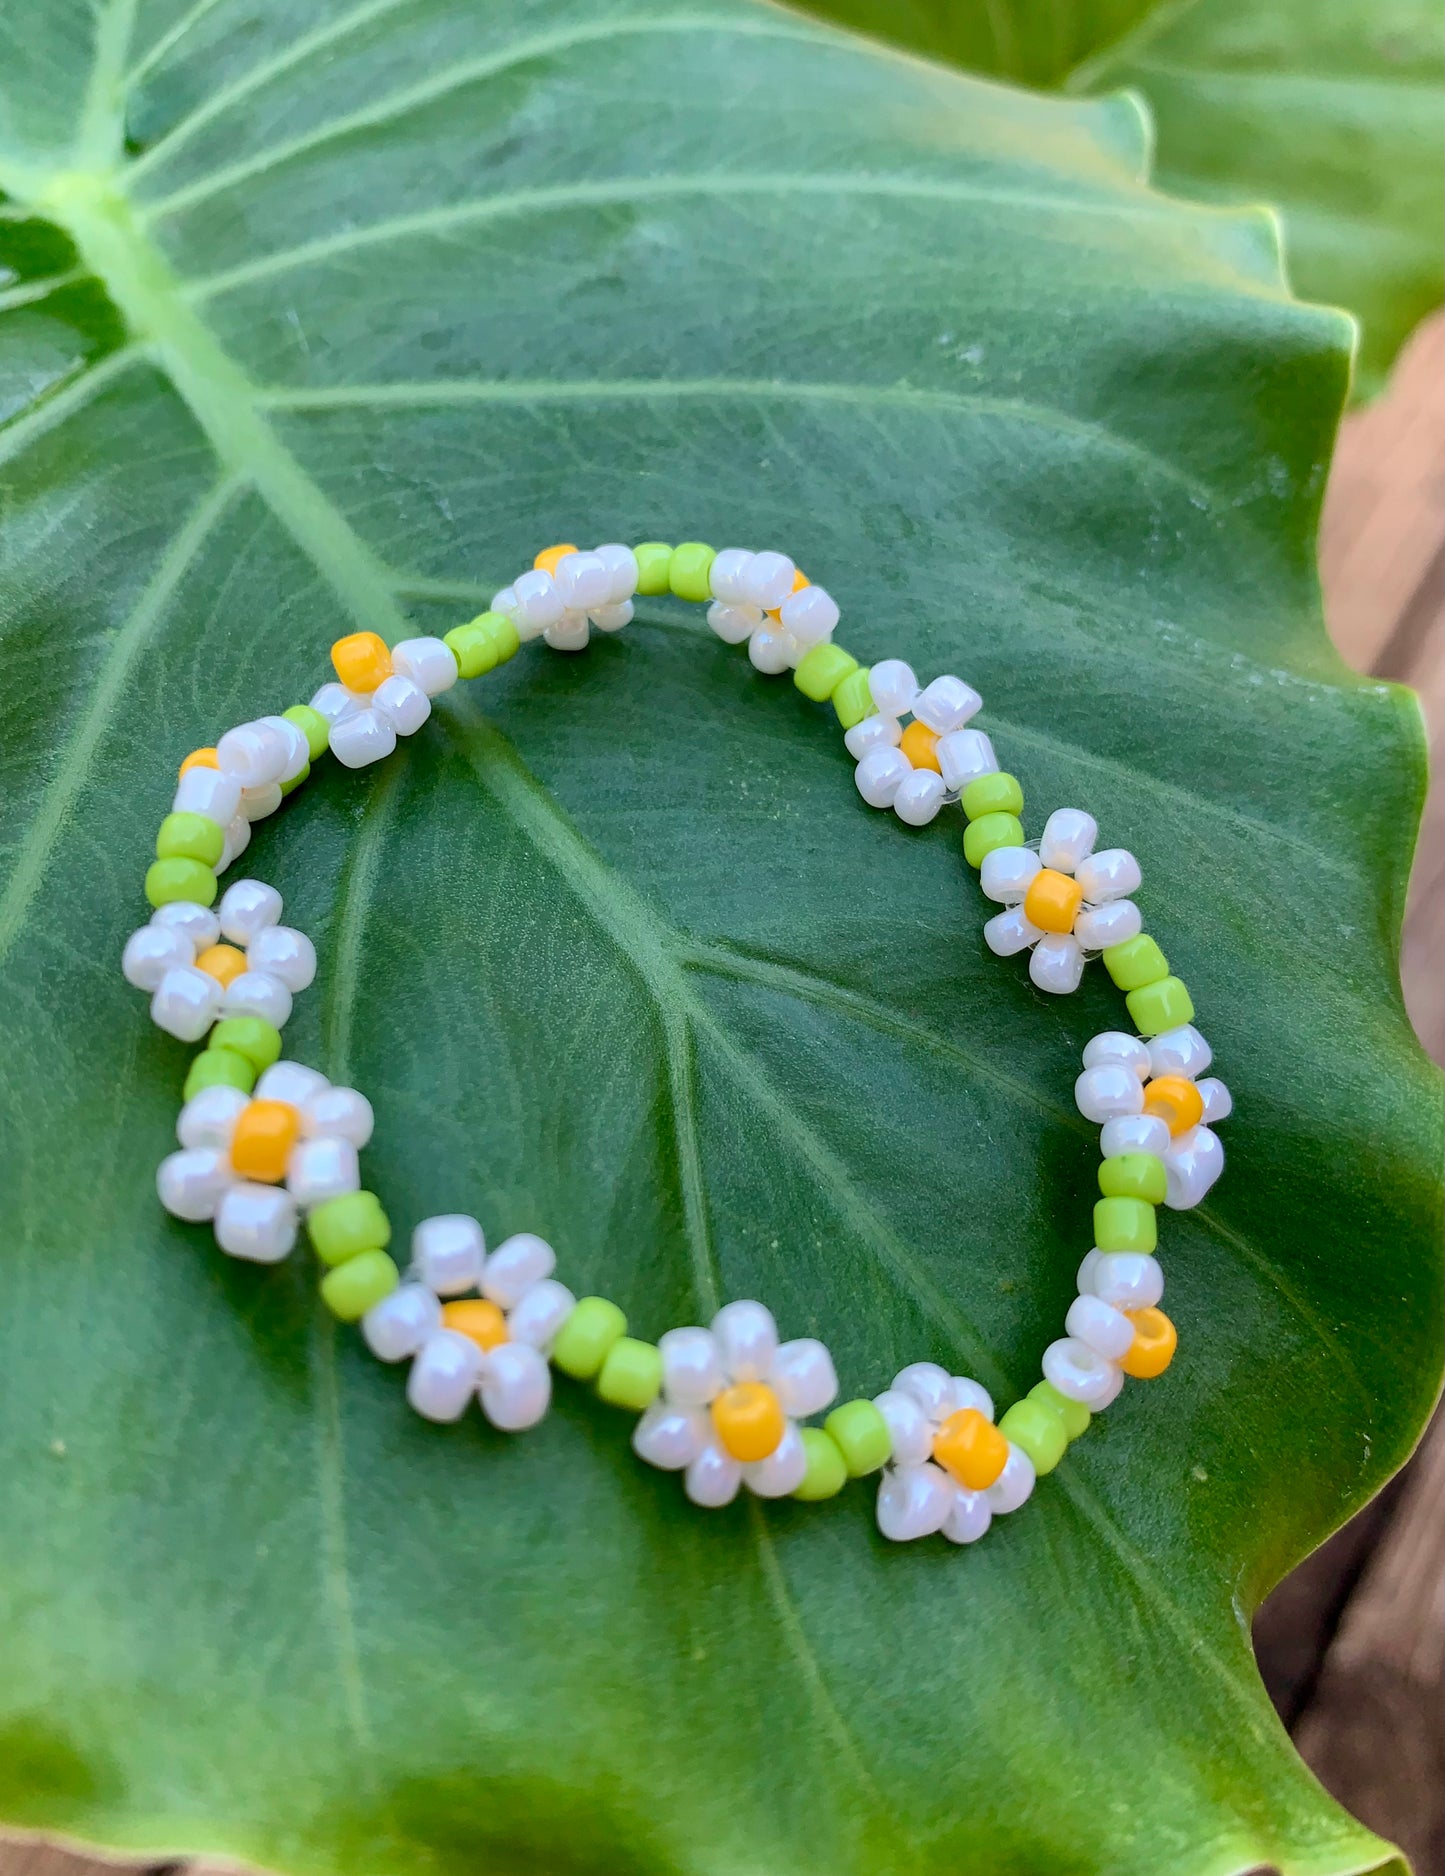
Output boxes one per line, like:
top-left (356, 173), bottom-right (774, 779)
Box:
top-left (792, 0), bottom-right (1445, 397)
top-left (0, 4), bottom-right (1439, 1874)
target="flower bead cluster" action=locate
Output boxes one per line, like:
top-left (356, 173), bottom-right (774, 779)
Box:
top-left (846, 658), bottom-right (993, 827)
top-left (980, 809), bottom-right (1142, 995)
top-left (123, 879), bottom-right (315, 1040)
top-left (1075, 1023), bottom-right (1231, 1210)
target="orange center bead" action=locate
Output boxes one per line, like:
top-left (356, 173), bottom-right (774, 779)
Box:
top-left (1142, 1074), bottom-right (1204, 1137)
top-left (1023, 867), bottom-right (1084, 935)
top-left (1120, 1306), bottom-right (1177, 1379)
top-left (931, 1407), bottom-right (1009, 1491)
top-left (710, 1383), bottom-right (786, 1462)
top-left (899, 719), bottom-right (942, 773)
top-left (194, 943), bottom-right (248, 988)
top-left (229, 1100), bottom-right (301, 1183)
top-left (330, 630), bottom-right (394, 694)
top-left (533, 542), bottom-right (579, 577)
top-left (442, 1299), bottom-right (510, 1352)
top-left (178, 746), bottom-right (220, 778)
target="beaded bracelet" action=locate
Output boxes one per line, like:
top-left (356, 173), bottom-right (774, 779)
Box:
top-left (121, 539), bottom-right (1231, 1546)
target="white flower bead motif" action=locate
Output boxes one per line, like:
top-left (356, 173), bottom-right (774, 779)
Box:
top-left (980, 810), bottom-right (1143, 994)
top-left (493, 543), bottom-right (639, 653)
top-left (125, 879), bottom-right (315, 1039)
top-left (872, 1362), bottom-right (1012, 1544)
top-left (704, 548), bottom-right (842, 678)
top-left (848, 659), bottom-right (986, 829)
top-left (1075, 1025), bottom-right (1230, 1209)
top-left (633, 1300), bottom-right (838, 1508)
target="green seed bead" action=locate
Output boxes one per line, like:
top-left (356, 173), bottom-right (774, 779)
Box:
top-left (155, 811), bottom-right (225, 868)
top-left (1028, 1379), bottom-right (1091, 1441)
top-left (209, 1016), bottom-right (282, 1072)
top-left (182, 1047), bottom-right (257, 1100)
top-left (823, 1398), bottom-right (893, 1477)
top-left (794, 643), bottom-right (859, 703)
top-left (1093, 1195), bottom-right (1157, 1254)
top-left (279, 759), bottom-right (310, 797)
top-left (320, 1249), bottom-right (399, 1322)
top-left (963, 812), bottom-right (1025, 869)
top-left (550, 1296), bottom-right (628, 1380)
top-left (308, 1191), bottom-right (391, 1267)
top-left (1127, 975), bottom-right (1195, 1037)
top-left (832, 667), bottom-right (875, 729)
top-left (998, 1400), bottom-right (1068, 1476)
top-left (283, 704), bottom-right (330, 760)
top-left (792, 1427), bottom-right (849, 1501)
top-left (1103, 933), bottom-right (1169, 993)
top-left (445, 611), bottom-right (519, 678)
top-left (633, 543), bottom-right (674, 596)
top-left (595, 1336), bottom-right (662, 1410)
top-left (668, 542), bottom-right (716, 602)
top-left (1098, 1152), bottom-right (1168, 1205)
top-left (144, 856), bottom-right (218, 909)
top-left (960, 772), bottom-right (1024, 822)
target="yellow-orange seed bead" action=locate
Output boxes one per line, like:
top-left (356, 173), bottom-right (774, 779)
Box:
top-left (331, 631), bottom-right (393, 693)
top-left (534, 543), bottom-right (579, 577)
top-left (710, 1383), bottom-right (786, 1462)
top-left (899, 720), bottom-right (941, 773)
top-left (442, 1299), bottom-right (509, 1351)
top-left (1023, 867), bottom-right (1084, 935)
top-left (1120, 1306), bottom-right (1177, 1379)
top-left (229, 1100), bottom-right (301, 1183)
top-left (195, 943), bottom-right (248, 989)
top-left (931, 1407), bottom-right (1009, 1491)
top-left (1143, 1074), bottom-right (1204, 1137)
top-left (179, 746), bottom-right (220, 779)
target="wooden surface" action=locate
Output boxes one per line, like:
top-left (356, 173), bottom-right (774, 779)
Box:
top-left (2, 322), bottom-right (1441, 1876)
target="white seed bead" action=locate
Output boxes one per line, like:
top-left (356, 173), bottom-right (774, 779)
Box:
top-left (151, 900), bottom-right (221, 949)
top-left (854, 745), bottom-right (912, 808)
top-left (172, 765), bottom-right (242, 824)
top-left (892, 1361), bottom-right (954, 1420)
top-left (214, 1182), bottom-right (297, 1262)
top-left (390, 636), bottom-right (458, 696)
top-left (362, 1283), bottom-right (441, 1362)
top-left (633, 1403), bottom-right (708, 1470)
top-left (949, 1377), bottom-right (995, 1421)
top-left (329, 708), bottom-right (397, 768)
top-left (512, 567), bottom-right (564, 634)
top-left (1093, 1363), bottom-right (1126, 1411)
top-left (866, 659), bottom-right (919, 719)
top-left (156, 1147), bottom-right (233, 1220)
top-left (543, 613), bottom-right (590, 652)
top-left (1029, 932), bottom-right (1085, 994)
top-left (1074, 899), bottom-right (1142, 950)
top-left (222, 971), bottom-right (292, 1029)
top-left (771, 1338), bottom-right (838, 1417)
top-left (217, 879), bottom-right (282, 944)
top-left (684, 1442), bottom-right (743, 1508)
top-left (778, 583), bottom-right (839, 647)
top-left (594, 542), bottom-right (639, 603)
top-left (741, 549), bottom-right (795, 610)
top-left (743, 1421), bottom-right (810, 1498)
top-left (123, 923), bottom-right (194, 990)
top-left (256, 715), bottom-right (311, 782)
top-left (412, 1213), bottom-right (486, 1296)
top-left (301, 1085), bottom-right (373, 1147)
top-left (1039, 808), bottom-right (1097, 872)
top-left (984, 906), bottom-right (1043, 958)
top-left (1198, 1077), bottom-right (1232, 1123)
top-left (980, 845), bottom-right (1041, 905)
top-left (936, 727), bottom-right (998, 791)
top-left (407, 1329), bottom-right (483, 1422)
top-left (246, 925), bottom-right (316, 992)
top-left (286, 1135), bottom-right (360, 1207)
top-left (309, 682), bottom-right (361, 725)
top-left (707, 547), bottom-right (754, 603)
top-left (876, 1461), bottom-right (953, 1540)
top-left (1074, 848), bottom-right (1141, 904)
top-left (1088, 1252), bottom-right (1164, 1311)
top-left (747, 627), bottom-right (794, 675)
top-left (240, 782), bottom-right (282, 824)
top-left (176, 1084), bottom-right (249, 1150)
top-left (218, 814), bottom-right (251, 869)
top-left (151, 966), bottom-right (223, 1041)
top-left (1083, 1032), bottom-right (1152, 1078)
top-left (1148, 1023), bottom-right (1213, 1080)
top-left (912, 674), bottom-right (980, 734)
top-left (373, 673), bottom-right (431, 735)
top-left (1066, 1293), bottom-right (1136, 1362)
top-left (942, 1488), bottom-right (993, 1545)
top-left (490, 585), bottom-right (519, 620)
top-left (711, 1299), bottom-right (778, 1384)
top-left (1042, 1336), bottom-right (1118, 1405)
top-left (893, 769), bottom-right (947, 826)
top-left (1100, 1113), bottom-right (1172, 1158)
top-left (480, 1341), bottom-right (552, 1430)
top-left (257, 1059), bottom-right (327, 1107)
top-left (550, 551), bottom-right (609, 612)
top-left (843, 714), bottom-right (901, 759)
top-left (588, 601), bottom-right (633, 632)
top-left (872, 1388), bottom-right (932, 1467)
top-left (216, 720), bottom-right (289, 788)
top-left (659, 1327), bottom-right (726, 1407)
top-left (707, 601), bottom-right (760, 644)
top-left (1074, 1063), bottom-right (1147, 1122)
top-left (1163, 1124), bottom-right (1225, 1209)
top-left (482, 1233), bottom-right (556, 1308)
top-left (986, 1445), bottom-right (1036, 1514)
top-left (507, 1278), bottom-right (576, 1350)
